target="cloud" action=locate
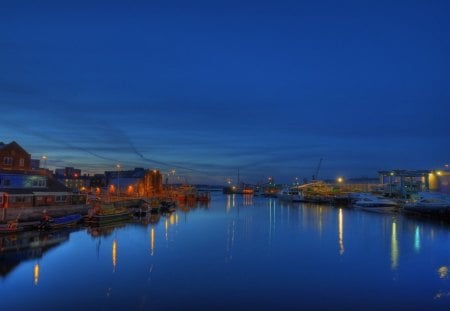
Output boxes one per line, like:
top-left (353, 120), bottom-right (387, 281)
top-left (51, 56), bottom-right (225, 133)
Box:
top-left (0, 80), bottom-right (37, 96)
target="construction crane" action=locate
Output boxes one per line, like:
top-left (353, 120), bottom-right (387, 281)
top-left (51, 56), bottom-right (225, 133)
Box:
top-left (312, 158), bottom-right (323, 181)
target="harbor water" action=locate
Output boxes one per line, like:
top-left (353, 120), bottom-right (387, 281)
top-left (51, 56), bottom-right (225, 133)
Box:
top-left (1, 193), bottom-right (450, 310)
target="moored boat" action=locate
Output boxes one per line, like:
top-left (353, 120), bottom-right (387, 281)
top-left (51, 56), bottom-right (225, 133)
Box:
top-left (351, 193), bottom-right (400, 213)
top-left (39, 214), bottom-right (83, 230)
top-left (277, 186), bottom-right (304, 202)
top-left (403, 192), bottom-right (450, 216)
top-left (86, 202), bottom-right (132, 225)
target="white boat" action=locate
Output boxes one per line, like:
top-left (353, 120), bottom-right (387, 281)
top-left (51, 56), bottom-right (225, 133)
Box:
top-left (277, 186), bottom-right (304, 202)
top-left (403, 192), bottom-right (450, 215)
top-left (352, 193), bottom-right (399, 213)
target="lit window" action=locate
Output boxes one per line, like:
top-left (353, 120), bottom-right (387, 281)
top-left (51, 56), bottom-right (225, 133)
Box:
top-left (3, 157), bottom-right (13, 165)
top-left (19, 158), bottom-right (24, 167)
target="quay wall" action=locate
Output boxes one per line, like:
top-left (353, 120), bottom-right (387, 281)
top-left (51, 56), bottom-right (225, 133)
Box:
top-left (0, 199), bottom-right (144, 222)
top-left (0, 204), bottom-right (91, 222)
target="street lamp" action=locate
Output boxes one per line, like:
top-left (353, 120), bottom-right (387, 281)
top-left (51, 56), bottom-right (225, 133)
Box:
top-left (171, 169), bottom-right (176, 189)
top-left (42, 155), bottom-right (47, 169)
top-left (116, 164), bottom-right (121, 200)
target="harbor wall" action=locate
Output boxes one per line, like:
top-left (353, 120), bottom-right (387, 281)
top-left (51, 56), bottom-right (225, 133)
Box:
top-left (0, 198), bottom-right (144, 222)
top-left (0, 204), bottom-right (91, 222)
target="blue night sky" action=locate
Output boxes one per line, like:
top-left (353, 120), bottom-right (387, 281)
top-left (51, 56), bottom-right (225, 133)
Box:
top-left (1, 0), bottom-right (449, 185)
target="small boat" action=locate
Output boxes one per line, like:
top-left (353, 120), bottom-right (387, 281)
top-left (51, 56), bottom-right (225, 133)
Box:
top-left (277, 186), bottom-right (304, 202)
top-left (40, 214), bottom-right (83, 230)
top-left (87, 203), bottom-right (132, 225)
top-left (352, 193), bottom-right (399, 213)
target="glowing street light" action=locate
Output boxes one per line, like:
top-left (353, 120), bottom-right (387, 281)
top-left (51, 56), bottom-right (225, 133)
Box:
top-left (337, 177), bottom-right (344, 184)
top-left (42, 155), bottom-right (47, 169)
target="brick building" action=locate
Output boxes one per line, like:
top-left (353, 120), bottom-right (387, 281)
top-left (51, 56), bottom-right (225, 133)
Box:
top-left (0, 141), bottom-right (31, 171)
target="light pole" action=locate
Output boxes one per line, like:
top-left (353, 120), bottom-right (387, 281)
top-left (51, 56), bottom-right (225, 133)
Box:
top-left (171, 169), bottom-right (176, 190)
top-left (42, 155), bottom-right (47, 169)
top-left (116, 164), bottom-right (121, 200)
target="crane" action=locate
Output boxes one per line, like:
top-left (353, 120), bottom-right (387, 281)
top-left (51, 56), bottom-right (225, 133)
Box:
top-left (312, 158), bottom-right (322, 181)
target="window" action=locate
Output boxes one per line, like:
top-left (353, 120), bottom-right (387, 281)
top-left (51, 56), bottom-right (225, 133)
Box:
top-left (55, 195), bottom-right (67, 202)
top-left (14, 196), bottom-right (27, 203)
top-left (19, 158), bottom-right (24, 167)
top-left (3, 157), bottom-right (13, 165)
top-left (33, 179), bottom-right (46, 187)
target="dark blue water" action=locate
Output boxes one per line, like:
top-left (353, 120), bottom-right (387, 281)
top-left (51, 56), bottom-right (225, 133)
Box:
top-left (2, 193), bottom-right (450, 310)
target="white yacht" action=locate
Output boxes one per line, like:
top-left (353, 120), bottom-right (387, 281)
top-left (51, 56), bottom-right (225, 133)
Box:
top-left (351, 193), bottom-right (399, 213)
top-left (403, 192), bottom-right (450, 215)
top-left (277, 186), bottom-right (304, 202)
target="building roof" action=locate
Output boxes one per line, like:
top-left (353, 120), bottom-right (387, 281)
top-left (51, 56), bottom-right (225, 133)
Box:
top-left (378, 169), bottom-right (431, 177)
top-left (0, 141), bottom-right (30, 156)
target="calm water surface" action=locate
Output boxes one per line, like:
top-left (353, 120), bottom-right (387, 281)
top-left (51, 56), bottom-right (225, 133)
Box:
top-left (2, 193), bottom-right (450, 310)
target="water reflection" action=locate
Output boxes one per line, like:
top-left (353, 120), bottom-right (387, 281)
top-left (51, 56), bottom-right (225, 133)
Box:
top-left (0, 229), bottom-right (71, 278)
top-left (33, 262), bottom-right (40, 285)
top-left (225, 194), bottom-right (254, 212)
top-left (112, 239), bottom-right (117, 272)
top-left (268, 198), bottom-right (276, 243)
top-left (3, 195), bottom-right (450, 310)
top-left (226, 219), bottom-right (236, 261)
top-left (391, 219), bottom-right (399, 270)
top-left (338, 208), bottom-right (344, 255)
top-left (414, 225), bottom-right (421, 252)
top-left (242, 194), bottom-right (253, 206)
top-left (150, 227), bottom-right (155, 256)
top-left (226, 194), bottom-right (235, 212)
top-left (438, 266), bottom-right (448, 279)
top-left (87, 222), bottom-right (128, 238)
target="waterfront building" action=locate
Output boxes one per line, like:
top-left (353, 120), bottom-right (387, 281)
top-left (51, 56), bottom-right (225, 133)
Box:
top-left (90, 174), bottom-right (106, 189)
top-left (55, 167), bottom-right (89, 192)
top-left (378, 169), bottom-right (450, 197)
top-left (138, 169), bottom-right (163, 197)
top-left (105, 167), bottom-right (147, 197)
top-left (0, 141), bottom-right (31, 171)
top-left (0, 142), bottom-right (85, 210)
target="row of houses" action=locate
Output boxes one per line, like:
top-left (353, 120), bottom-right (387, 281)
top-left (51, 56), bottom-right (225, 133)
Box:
top-left (0, 141), bottom-right (164, 209)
